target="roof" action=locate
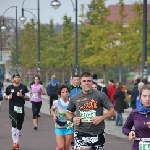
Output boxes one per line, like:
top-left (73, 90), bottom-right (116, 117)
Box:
top-left (107, 4), bottom-right (150, 22)
top-left (84, 4), bottom-right (150, 24)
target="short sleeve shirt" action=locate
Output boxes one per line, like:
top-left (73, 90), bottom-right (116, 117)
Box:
top-left (5, 83), bottom-right (29, 111)
top-left (67, 90), bottom-right (113, 135)
top-left (30, 84), bottom-right (44, 102)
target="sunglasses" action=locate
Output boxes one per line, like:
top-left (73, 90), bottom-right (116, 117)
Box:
top-left (82, 80), bottom-right (92, 83)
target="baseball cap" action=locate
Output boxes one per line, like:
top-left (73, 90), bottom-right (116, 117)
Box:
top-left (12, 73), bottom-right (20, 78)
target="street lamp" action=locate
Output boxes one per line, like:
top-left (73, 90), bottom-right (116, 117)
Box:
top-left (142, 0), bottom-right (147, 78)
top-left (0, 18), bottom-right (2, 62)
top-left (70, 0), bottom-right (78, 75)
top-left (1, 6), bottom-right (18, 73)
top-left (20, 0), bottom-right (61, 75)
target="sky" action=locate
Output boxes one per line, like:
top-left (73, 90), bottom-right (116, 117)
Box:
top-left (0, 0), bottom-right (140, 24)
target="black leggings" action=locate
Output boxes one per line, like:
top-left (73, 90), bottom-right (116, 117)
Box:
top-left (9, 110), bottom-right (25, 130)
top-left (31, 101), bottom-right (42, 119)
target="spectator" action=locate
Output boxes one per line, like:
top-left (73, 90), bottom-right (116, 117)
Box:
top-left (136, 82), bottom-right (144, 109)
top-left (46, 75), bottom-right (59, 112)
top-left (108, 79), bottom-right (116, 120)
top-left (108, 80), bottom-right (116, 106)
top-left (92, 74), bottom-right (101, 91)
top-left (114, 82), bottom-right (125, 126)
top-left (92, 82), bottom-right (98, 90)
top-left (97, 79), bottom-right (108, 95)
top-left (126, 75), bottom-right (140, 109)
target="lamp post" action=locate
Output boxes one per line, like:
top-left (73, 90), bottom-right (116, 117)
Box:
top-left (1, 6), bottom-right (18, 73)
top-left (142, 0), bottom-right (147, 78)
top-left (20, 0), bottom-right (61, 76)
top-left (69, 0), bottom-right (78, 75)
top-left (0, 18), bottom-right (2, 62)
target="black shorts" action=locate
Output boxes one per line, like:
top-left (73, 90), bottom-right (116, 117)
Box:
top-left (74, 130), bottom-right (105, 150)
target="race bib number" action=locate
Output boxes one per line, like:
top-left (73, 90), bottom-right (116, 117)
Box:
top-left (79, 110), bottom-right (96, 122)
top-left (32, 93), bottom-right (38, 98)
top-left (139, 139), bottom-right (150, 150)
top-left (14, 106), bottom-right (22, 113)
top-left (82, 136), bottom-right (98, 143)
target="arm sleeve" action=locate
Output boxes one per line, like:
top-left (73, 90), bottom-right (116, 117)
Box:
top-left (122, 112), bottom-right (134, 136)
top-left (67, 99), bottom-right (76, 113)
top-left (5, 86), bottom-right (9, 95)
top-left (101, 92), bottom-right (113, 109)
top-left (41, 85), bottom-right (44, 90)
top-left (25, 86), bottom-right (29, 93)
top-left (52, 100), bottom-right (58, 109)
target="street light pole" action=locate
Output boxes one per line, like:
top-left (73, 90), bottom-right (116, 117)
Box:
top-left (20, 0), bottom-right (60, 76)
top-left (70, 0), bottom-right (78, 75)
top-left (15, 7), bottom-right (18, 73)
top-left (75, 0), bottom-right (78, 75)
top-left (37, 0), bottom-right (41, 75)
top-left (142, 0), bottom-right (147, 77)
top-left (0, 18), bottom-right (2, 62)
top-left (1, 6), bottom-right (18, 73)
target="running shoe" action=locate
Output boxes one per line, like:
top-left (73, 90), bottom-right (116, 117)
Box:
top-left (12, 143), bottom-right (18, 150)
top-left (16, 143), bottom-right (20, 149)
top-left (33, 126), bottom-right (38, 130)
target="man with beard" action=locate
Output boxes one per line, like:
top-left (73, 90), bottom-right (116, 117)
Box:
top-left (66, 72), bottom-right (115, 150)
top-left (4, 73), bottom-right (30, 150)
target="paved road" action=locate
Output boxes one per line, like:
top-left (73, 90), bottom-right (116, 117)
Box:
top-left (0, 82), bottom-right (133, 150)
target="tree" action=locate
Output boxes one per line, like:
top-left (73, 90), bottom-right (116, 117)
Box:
top-left (19, 19), bottom-right (37, 69)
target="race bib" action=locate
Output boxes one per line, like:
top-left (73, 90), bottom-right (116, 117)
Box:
top-left (139, 139), bottom-right (150, 150)
top-left (79, 110), bottom-right (96, 122)
top-left (82, 135), bottom-right (98, 143)
top-left (32, 93), bottom-right (38, 98)
top-left (14, 106), bottom-right (22, 113)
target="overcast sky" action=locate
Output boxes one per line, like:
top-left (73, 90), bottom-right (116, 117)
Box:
top-left (0, 0), bottom-right (140, 24)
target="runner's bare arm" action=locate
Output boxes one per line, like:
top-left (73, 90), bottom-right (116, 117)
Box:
top-left (66, 110), bottom-right (74, 120)
top-left (3, 93), bottom-right (12, 100)
top-left (51, 107), bottom-right (56, 116)
top-left (23, 95), bottom-right (30, 101)
top-left (41, 89), bottom-right (46, 95)
top-left (102, 107), bottom-right (115, 120)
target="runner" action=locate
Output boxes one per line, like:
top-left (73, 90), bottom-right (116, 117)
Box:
top-left (122, 84), bottom-right (150, 150)
top-left (66, 72), bottom-right (115, 150)
top-left (69, 75), bottom-right (82, 150)
top-left (30, 75), bottom-right (46, 130)
top-left (51, 85), bottom-right (73, 150)
top-left (3, 73), bottom-right (30, 150)
top-left (30, 78), bottom-right (43, 117)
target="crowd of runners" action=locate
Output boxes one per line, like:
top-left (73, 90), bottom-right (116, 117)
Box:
top-left (1, 72), bottom-right (150, 150)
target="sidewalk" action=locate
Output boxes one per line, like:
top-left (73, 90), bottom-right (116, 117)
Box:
top-left (3, 81), bottom-right (132, 139)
